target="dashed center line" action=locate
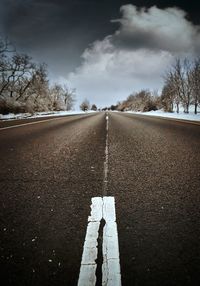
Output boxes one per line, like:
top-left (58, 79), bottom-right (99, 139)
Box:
top-left (78, 197), bottom-right (121, 286)
top-left (103, 113), bottom-right (109, 196)
top-left (78, 113), bottom-right (121, 285)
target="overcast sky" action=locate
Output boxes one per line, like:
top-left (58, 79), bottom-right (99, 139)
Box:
top-left (0, 0), bottom-right (200, 108)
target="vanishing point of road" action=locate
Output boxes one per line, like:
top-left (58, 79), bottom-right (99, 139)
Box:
top-left (0, 112), bottom-right (200, 286)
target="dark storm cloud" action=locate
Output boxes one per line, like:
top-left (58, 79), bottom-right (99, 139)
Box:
top-left (0, 0), bottom-right (199, 76)
top-left (0, 0), bottom-right (199, 82)
top-left (0, 0), bottom-right (119, 75)
top-left (0, 0), bottom-right (200, 106)
top-left (0, 0), bottom-right (199, 72)
top-left (111, 5), bottom-right (200, 54)
top-left (68, 4), bottom-right (200, 107)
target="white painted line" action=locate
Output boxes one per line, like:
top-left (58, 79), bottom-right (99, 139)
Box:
top-left (78, 198), bottom-right (103, 286)
top-left (106, 114), bottom-right (109, 131)
top-left (88, 197), bottom-right (103, 222)
top-left (78, 265), bottom-right (97, 286)
top-left (102, 258), bottom-right (121, 286)
top-left (102, 197), bottom-right (121, 286)
top-left (103, 114), bottom-right (109, 195)
top-left (81, 222), bottom-right (100, 265)
top-left (78, 196), bottom-right (121, 286)
top-left (0, 117), bottom-right (68, 131)
top-left (103, 197), bottom-right (116, 222)
top-left (0, 113), bottom-right (91, 131)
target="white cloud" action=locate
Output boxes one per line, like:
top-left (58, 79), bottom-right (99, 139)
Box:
top-left (67, 5), bottom-right (200, 107)
top-left (112, 5), bottom-right (200, 53)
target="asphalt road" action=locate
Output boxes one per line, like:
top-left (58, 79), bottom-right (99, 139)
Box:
top-left (0, 112), bottom-right (200, 286)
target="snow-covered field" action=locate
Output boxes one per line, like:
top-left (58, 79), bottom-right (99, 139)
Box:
top-left (126, 108), bottom-right (200, 122)
top-left (0, 110), bottom-right (95, 121)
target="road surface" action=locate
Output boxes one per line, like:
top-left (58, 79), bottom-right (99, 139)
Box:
top-left (0, 112), bottom-right (200, 286)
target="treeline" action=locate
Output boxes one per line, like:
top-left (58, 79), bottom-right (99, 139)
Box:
top-left (117, 90), bottom-right (161, 112)
top-left (0, 38), bottom-right (75, 114)
top-left (79, 98), bottom-right (97, 111)
top-left (114, 58), bottom-right (200, 114)
top-left (162, 58), bottom-right (200, 114)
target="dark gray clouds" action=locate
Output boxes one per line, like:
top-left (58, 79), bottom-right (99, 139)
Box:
top-left (111, 5), bottom-right (200, 54)
top-left (0, 0), bottom-right (119, 74)
top-left (67, 5), bottom-right (200, 107)
top-left (0, 0), bottom-right (199, 73)
top-left (0, 0), bottom-right (200, 106)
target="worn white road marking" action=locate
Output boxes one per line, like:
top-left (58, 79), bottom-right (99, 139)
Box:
top-left (102, 197), bottom-right (121, 286)
top-left (0, 114), bottom-right (92, 131)
top-left (102, 197), bottom-right (116, 222)
top-left (0, 117), bottom-right (70, 131)
top-left (88, 197), bottom-right (103, 222)
top-left (78, 196), bottom-right (121, 286)
top-left (103, 114), bottom-right (109, 195)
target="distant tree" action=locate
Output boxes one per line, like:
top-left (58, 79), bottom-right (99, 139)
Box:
top-left (91, 104), bottom-right (97, 111)
top-left (49, 84), bottom-right (64, 110)
top-left (161, 83), bottom-right (174, 112)
top-left (111, 105), bottom-right (118, 111)
top-left (80, 98), bottom-right (90, 111)
top-left (48, 84), bottom-right (75, 111)
top-left (116, 90), bottom-right (160, 112)
top-left (164, 58), bottom-right (193, 113)
top-left (28, 63), bottom-right (50, 111)
top-left (175, 58), bottom-right (193, 113)
top-left (63, 86), bottom-right (76, 111)
top-left (191, 58), bottom-right (200, 114)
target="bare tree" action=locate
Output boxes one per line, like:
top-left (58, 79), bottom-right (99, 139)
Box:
top-left (0, 54), bottom-right (35, 99)
top-left (165, 62), bottom-right (182, 113)
top-left (49, 84), bottom-right (75, 111)
top-left (63, 86), bottom-right (76, 111)
top-left (80, 99), bottom-right (90, 111)
top-left (116, 90), bottom-right (159, 112)
top-left (91, 104), bottom-right (97, 111)
top-left (191, 58), bottom-right (200, 114)
top-left (165, 59), bottom-right (193, 113)
top-left (0, 38), bottom-right (76, 114)
top-left (161, 83), bottom-right (175, 112)
top-left (181, 59), bottom-right (193, 113)
top-left (49, 84), bottom-right (64, 110)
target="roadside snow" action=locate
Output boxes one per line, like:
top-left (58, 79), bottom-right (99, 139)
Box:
top-left (0, 110), bottom-right (96, 121)
top-left (1, 108), bottom-right (200, 122)
top-left (126, 109), bottom-right (200, 122)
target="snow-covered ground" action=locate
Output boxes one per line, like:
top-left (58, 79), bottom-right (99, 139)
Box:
top-left (1, 108), bottom-right (200, 122)
top-left (0, 110), bottom-right (96, 121)
top-left (126, 108), bottom-right (200, 122)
